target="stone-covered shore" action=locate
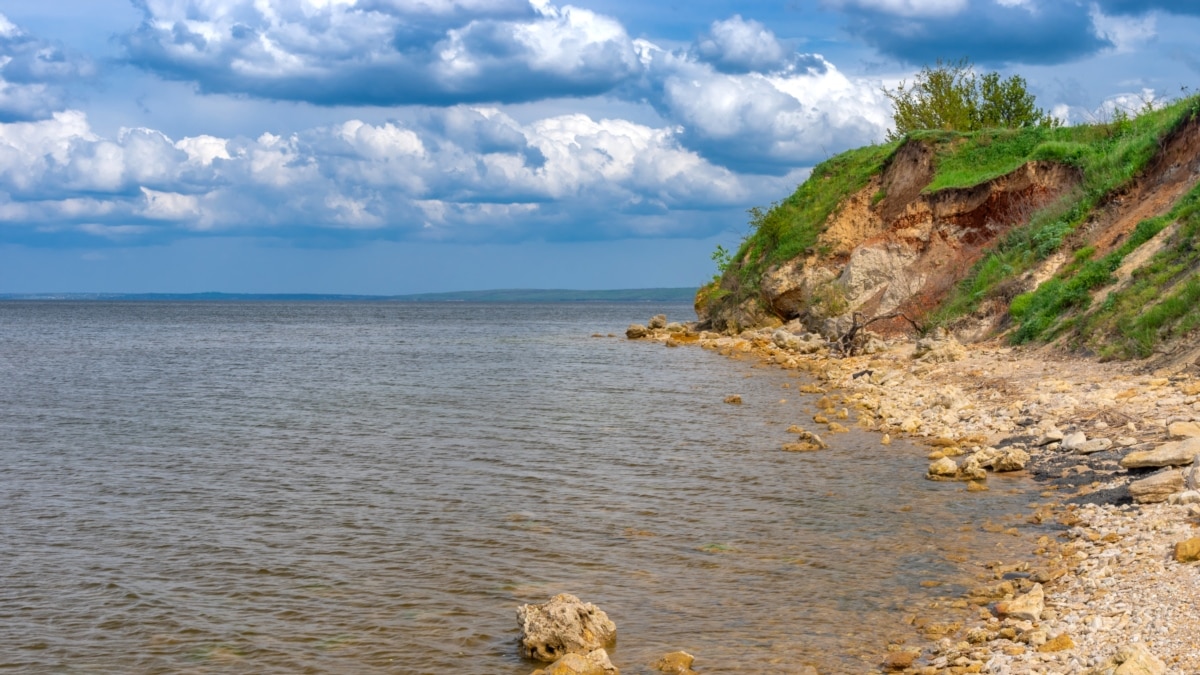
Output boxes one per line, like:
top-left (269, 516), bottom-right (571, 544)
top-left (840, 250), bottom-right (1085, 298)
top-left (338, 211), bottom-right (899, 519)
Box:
top-left (627, 316), bottom-right (1200, 674)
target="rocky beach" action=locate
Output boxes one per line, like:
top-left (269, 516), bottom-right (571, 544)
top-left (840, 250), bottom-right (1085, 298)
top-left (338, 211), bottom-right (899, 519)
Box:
top-left (627, 314), bottom-right (1200, 674)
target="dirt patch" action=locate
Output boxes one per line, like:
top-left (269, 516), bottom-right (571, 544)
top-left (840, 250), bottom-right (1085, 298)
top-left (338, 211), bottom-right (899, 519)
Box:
top-left (1078, 115), bottom-right (1200, 257)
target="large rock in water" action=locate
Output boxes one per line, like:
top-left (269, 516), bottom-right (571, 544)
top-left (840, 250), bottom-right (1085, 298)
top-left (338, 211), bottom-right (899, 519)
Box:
top-left (517, 594), bottom-right (617, 662)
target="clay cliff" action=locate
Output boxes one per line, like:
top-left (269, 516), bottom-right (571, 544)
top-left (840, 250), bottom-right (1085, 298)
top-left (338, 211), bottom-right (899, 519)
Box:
top-left (697, 96), bottom-right (1200, 366)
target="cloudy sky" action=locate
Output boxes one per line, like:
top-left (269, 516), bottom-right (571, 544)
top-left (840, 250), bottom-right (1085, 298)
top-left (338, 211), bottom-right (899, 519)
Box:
top-left (0, 0), bottom-right (1197, 294)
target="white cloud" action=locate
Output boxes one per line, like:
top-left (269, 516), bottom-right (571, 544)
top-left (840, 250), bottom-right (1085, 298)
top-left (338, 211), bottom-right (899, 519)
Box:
top-left (692, 15), bottom-right (790, 73)
top-left (1090, 3), bottom-right (1157, 52)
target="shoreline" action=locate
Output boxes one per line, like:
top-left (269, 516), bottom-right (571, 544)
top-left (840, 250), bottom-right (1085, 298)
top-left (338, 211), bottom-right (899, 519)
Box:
top-left (631, 317), bottom-right (1200, 673)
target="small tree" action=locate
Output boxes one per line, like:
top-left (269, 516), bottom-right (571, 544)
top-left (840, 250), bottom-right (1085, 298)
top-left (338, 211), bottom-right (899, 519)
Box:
top-left (883, 58), bottom-right (1052, 140)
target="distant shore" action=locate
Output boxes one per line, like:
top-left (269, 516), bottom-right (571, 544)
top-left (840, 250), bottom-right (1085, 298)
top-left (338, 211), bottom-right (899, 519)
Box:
top-left (628, 316), bottom-right (1200, 674)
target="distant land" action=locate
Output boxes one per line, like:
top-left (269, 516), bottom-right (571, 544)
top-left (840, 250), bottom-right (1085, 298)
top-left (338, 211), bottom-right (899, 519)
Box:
top-left (0, 288), bottom-right (698, 303)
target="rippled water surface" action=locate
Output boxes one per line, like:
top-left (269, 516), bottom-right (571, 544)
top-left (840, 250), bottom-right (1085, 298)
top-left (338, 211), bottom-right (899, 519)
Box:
top-left (0, 301), bottom-right (1038, 673)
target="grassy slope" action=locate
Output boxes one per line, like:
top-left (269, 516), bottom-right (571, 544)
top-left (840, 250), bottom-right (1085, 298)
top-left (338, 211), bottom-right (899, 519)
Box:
top-left (708, 94), bottom-right (1200, 358)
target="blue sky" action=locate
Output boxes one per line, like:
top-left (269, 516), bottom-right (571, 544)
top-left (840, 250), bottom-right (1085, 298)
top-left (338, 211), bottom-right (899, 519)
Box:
top-left (1, 0), bottom-right (1197, 293)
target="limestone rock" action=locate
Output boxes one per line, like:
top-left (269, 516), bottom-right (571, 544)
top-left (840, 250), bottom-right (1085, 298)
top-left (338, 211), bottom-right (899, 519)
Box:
top-left (532, 649), bottom-right (619, 675)
top-left (723, 395), bottom-right (742, 405)
top-left (1174, 537), bottom-right (1200, 562)
top-left (1166, 490), bottom-right (1200, 505)
top-left (1120, 437), bottom-right (1200, 468)
top-left (1075, 438), bottom-right (1113, 454)
top-left (1128, 469), bottom-right (1185, 504)
top-left (1034, 429), bottom-right (1064, 446)
top-left (651, 651), bottom-right (696, 674)
top-left (772, 329), bottom-right (825, 354)
top-left (913, 332), bottom-right (966, 363)
top-left (648, 314), bottom-right (667, 330)
top-left (1188, 462), bottom-right (1200, 490)
top-left (625, 324), bottom-right (648, 339)
top-left (1037, 632), bottom-right (1074, 652)
top-left (928, 456), bottom-right (958, 478)
top-left (1087, 644), bottom-right (1167, 675)
top-left (958, 454), bottom-right (987, 481)
top-left (996, 583), bottom-right (1044, 621)
top-left (1167, 420), bottom-right (1200, 439)
top-left (517, 594), bottom-right (617, 662)
top-left (1061, 431), bottom-right (1088, 451)
top-left (992, 447), bottom-right (1030, 472)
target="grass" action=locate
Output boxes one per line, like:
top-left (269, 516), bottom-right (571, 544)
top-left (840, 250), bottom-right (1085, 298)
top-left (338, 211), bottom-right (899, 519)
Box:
top-left (705, 92), bottom-right (1200, 356)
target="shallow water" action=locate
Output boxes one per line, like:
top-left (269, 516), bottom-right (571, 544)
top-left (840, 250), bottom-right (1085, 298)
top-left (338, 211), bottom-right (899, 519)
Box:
top-left (0, 301), bottom-right (1037, 673)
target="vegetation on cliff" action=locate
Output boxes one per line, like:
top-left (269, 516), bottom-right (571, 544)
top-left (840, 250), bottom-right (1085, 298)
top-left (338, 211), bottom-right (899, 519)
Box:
top-left (699, 88), bottom-right (1200, 362)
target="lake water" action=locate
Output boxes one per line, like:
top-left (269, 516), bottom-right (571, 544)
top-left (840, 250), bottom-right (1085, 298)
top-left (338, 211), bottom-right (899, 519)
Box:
top-left (0, 301), bottom-right (1039, 673)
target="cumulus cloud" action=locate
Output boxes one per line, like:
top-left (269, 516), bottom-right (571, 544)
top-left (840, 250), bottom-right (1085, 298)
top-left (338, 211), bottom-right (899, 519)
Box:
top-left (0, 12), bottom-right (94, 121)
top-left (637, 41), bottom-right (890, 173)
top-left (1097, 1), bottom-right (1200, 16)
top-left (121, 0), bottom-right (640, 105)
top-left (0, 106), bottom-right (795, 244)
top-left (691, 15), bottom-right (793, 74)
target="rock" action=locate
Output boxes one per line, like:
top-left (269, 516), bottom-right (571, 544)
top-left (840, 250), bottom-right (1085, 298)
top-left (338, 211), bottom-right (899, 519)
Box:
top-left (827, 422), bottom-right (849, 434)
top-left (928, 457), bottom-right (958, 478)
top-left (1189, 462), bottom-right (1200, 490)
top-left (1128, 469), bottom-right (1185, 504)
top-left (783, 442), bottom-right (824, 452)
top-left (772, 329), bottom-right (825, 354)
top-left (1166, 490), bottom-right (1200, 505)
top-left (1034, 428), bottom-right (1065, 446)
top-left (665, 322), bottom-right (685, 333)
top-left (957, 454), bottom-right (987, 481)
top-left (1061, 431), bottom-right (1088, 451)
top-left (625, 324), bottom-right (648, 339)
top-left (1120, 437), bottom-right (1200, 468)
top-left (723, 395), bottom-right (742, 405)
top-left (533, 649), bottom-right (619, 675)
top-left (996, 583), bottom-right (1044, 621)
top-left (913, 333), bottom-right (966, 363)
top-left (1088, 643), bottom-right (1167, 675)
top-left (651, 651), bottom-right (696, 674)
top-left (1167, 420), bottom-right (1200, 439)
top-left (992, 447), bottom-right (1031, 472)
top-left (517, 594), bottom-right (617, 662)
top-left (883, 650), bottom-right (919, 670)
top-left (881, 433), bottom-right (892, 445)
top-left (1174, 537), bottom-right (1200, 562)
top-left (1037, 632), bottom-right (1074, 653)
top-left (648, 314), bottom-right (667, 329)
top-left (1075, 438), bottom-right (1113, 454)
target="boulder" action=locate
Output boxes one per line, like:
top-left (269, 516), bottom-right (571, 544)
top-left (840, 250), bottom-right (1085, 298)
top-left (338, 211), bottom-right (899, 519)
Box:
top-left (927, 457), bottom-right (958, 478)
top-left (651, 651), bottom-right (696, 674)
top-left (882, 650), bottom-right (919, 670)
top-left (517, 594), bottom-right (617, 662)
top-left (1189, 462), bottom-right (1200, 490)
top-left (1167, 420), bottom-right (1200, 439)
top-left (1120, 437), bottom-right (1200, 469)
top-left (1174, 537), bottom-right (1200, 563)
top-left (723, 395), bottom-right (742, 405)
top-left (996, 583), bottom-right (1044, 621)
top-left (772, 329), bottom-right (825, 354)
top-left (1086, 644), bottom-right (1167, 675)
top-left (648, 314), bottom-right (667, 329)
top-left (913, 331), bottom-right (966, 363)
top-left (625, 324), bottom-right (649, 339)
top-left (532, 649), bottom-right (619, 675)
top-left (993, 447), bottom-right (1031, 472)
top-left (1128, 469), bottom-right (1186, 504)
top-left (1075, 438), bottom-right (1113, 454)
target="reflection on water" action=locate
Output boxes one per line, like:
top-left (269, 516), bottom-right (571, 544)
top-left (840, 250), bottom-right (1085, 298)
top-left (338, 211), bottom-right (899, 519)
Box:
top-left (0, 301), bottom-right (1036, 673)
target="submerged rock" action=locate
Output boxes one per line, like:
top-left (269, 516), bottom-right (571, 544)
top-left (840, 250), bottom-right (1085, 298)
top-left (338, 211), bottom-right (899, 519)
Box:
top-left (532, 648), bottom-right (619, 675)
top-left (651, 651), bottom-right (696, 674)
top-left (517, 594), bottom-right (617, 662)
top-left (626, 324), bottom-right (648, 339)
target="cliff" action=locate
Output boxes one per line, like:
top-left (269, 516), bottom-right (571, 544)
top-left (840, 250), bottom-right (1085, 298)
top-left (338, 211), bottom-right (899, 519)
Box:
top-left (698, 95), bottom-right (1200, 366)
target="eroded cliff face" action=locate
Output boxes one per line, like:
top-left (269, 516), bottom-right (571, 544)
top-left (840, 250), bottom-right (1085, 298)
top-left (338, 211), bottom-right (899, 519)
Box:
top-left (746, 140), bottom-right (1081, 337)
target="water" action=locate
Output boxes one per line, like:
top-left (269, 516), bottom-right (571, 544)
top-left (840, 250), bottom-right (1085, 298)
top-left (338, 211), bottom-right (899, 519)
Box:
top-left (0, 301), bottom-right (1038, 673)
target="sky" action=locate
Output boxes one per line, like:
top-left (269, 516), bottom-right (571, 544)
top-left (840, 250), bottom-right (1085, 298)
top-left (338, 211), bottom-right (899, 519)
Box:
top-left (0, 0), bottom-right (1198, 294)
